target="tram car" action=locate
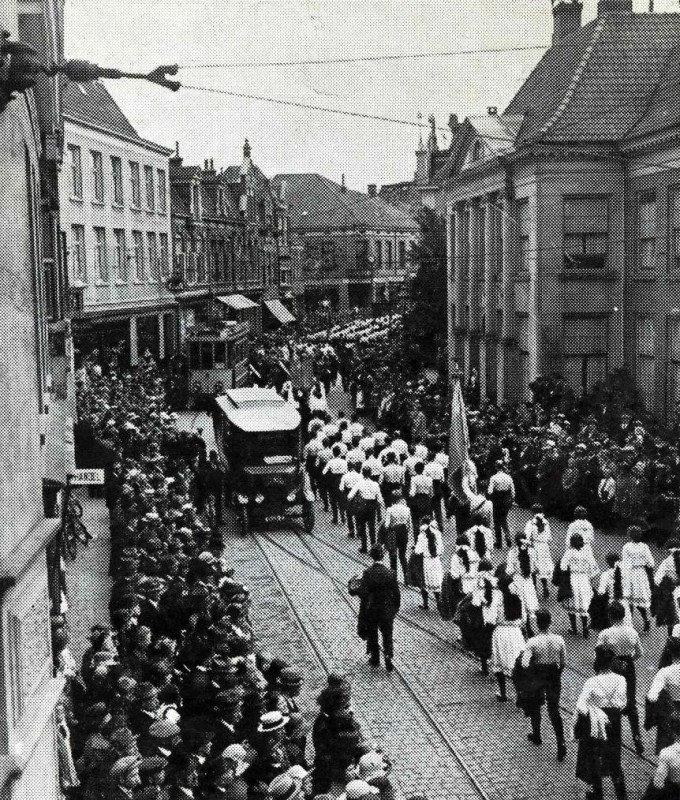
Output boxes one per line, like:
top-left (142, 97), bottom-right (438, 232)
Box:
top-left (186, 320), bottom-right (249, 407)
top-left (214, 388), bottom-right (315, 535)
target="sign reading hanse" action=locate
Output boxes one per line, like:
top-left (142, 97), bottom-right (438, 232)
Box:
top-left (71, 468), bottom-right (105, 485)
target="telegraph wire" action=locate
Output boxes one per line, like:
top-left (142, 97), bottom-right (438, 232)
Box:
top-left (179, 45), bottom-right (549, 70)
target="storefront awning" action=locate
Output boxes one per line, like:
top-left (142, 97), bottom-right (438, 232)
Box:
top-left (264, 299), bottom-right (296, 325)
top-left (217, 294), bottom-right (258, 311)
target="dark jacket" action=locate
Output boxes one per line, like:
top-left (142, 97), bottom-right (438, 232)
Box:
top-left (358, 563), bottom-right (401, 623)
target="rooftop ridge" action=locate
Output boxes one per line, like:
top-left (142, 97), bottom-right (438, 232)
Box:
top-left (537, 15), bottom-right (607, 140)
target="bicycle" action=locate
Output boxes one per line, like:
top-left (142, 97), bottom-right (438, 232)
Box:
top-left (60, 479), bottom-right (92, 561)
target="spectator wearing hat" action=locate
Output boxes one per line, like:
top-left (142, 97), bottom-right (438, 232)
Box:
top-left (266, 773), bottom-right (304, 800)
top-left (350, 751), bottom-right (394, 800)
top-left (243, 711), bottom-right (291, 795)
top-left (109, 755), bottom-right (143, 800)
top-left (357, 545), bottom-right (400, 671)
top-left (338, 779), bottom-right (379, 800)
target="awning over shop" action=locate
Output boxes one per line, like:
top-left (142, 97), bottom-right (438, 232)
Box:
top-left (263, 299), bottom-right (296, 325)
top-left (217, 294), bottom-right (258, 311)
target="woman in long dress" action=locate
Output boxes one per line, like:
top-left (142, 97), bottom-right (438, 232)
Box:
top-left (574, 645), bottom-right (629, 800)
top-left (464, 559), bottom-right (496, 675)
top-left (561, 532), bottom-right (600, 639)
top-left (489, 566), bottom-right (526, 702)
top-left (414, 515), bottom-right (443, 611)
top-left (524, 504), bottom-right (554, 600)
top-left (647, 637), bottom-right (680, 754)
top-left (506, 533), bottom-right (539, 636)
top-left (621, 524), bottom-right (655, 632)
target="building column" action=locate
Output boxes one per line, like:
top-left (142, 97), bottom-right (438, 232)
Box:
top-left (446, 204), bottom-right (457, 385)
top-left (158, 313), bottom-right (166, 361)
top-left (498, 195), bottom-right (516, 403)
top-left (453, 203), bottom-right (466, 372)
top-left (129, 315), bottom-right (138, 367)
top-left (480, 194), bottom-right (495, 403)
top-left (465, 199), bottom-right (481, 380)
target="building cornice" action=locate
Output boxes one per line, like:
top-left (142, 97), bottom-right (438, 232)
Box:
top-left (64, 115), bottom-right (173, 156)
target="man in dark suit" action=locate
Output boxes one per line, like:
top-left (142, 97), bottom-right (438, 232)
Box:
top-left (358, 544), bottom-right (401, 671)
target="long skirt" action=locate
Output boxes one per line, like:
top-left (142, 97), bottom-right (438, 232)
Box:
top-left (562, 573), bottom-right (593, 615)
top-left (534, 541), bottom-right (554, 580)
top-left (623, 565), bottom-right (652, 609)
top-left (422, 555), bottom-right (443, 592)
top-left (515, 575), bottom-right (539, 616)
top-left (575, 708), bottom-right (623, 783)
top-left (491, 625), bottom-right (525, 677)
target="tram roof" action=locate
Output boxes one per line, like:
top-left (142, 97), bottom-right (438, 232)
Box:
top-left (216, 389), bottom-right (300, 432)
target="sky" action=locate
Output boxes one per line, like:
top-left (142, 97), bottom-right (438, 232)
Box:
top-left (64, 0), bottom-right (679, 190)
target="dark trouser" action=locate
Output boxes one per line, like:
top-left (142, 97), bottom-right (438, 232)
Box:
top-left (432, 483), bottom-right (444, 530)
top-left (328, 475), bottom-right (345, 524)
top-left (612, 656), bottom-right (641, 742)
top-left (588, 776), bottom-right (627, 800)
top-left (381, 481), bottom-right (399, 506)
top-left (356, 501), bottom-right (377, 550)
top-left (343, 491), bottom-right (355, 536)
top-left (528, 665), bottom-right (565, 744)
top-left (409, 494), bottom-right (431, 534)
top-left (388, 545), bottom-right (409, 583)
top-left (491, 491), bottom-right (513, 547)
top-left (381, 524), bottom-right (409, 582)
top-left (366, 617), bottom-right (395, 662)
top-left (211, 486), bottom-right (223, 522)
top-left (317, 470), bottom-right (329, 511)
top-left (306, 457), bottom-right (318, 497)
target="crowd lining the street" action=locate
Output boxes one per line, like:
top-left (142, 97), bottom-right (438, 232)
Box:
top-left (53, 351), bottom-right (414, 800)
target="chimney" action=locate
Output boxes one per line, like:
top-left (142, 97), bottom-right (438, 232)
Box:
top-left (552, 0), bottom-right (583, 45)
top-left (487, 106), bottom-right (498, 116)
top-left (448, 114), bottom-right (459, 133)
top-left (170, 141), bottom-right (182, 168)
top-left (597, 0), bottom-right (632, 13)
top-left (367, 184), bottom-right (377, 197)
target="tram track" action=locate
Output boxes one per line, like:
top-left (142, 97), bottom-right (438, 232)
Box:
top-left (252, 530), bottom-right (495, 800)
top-left (260, 529), bottom-right (657, 772)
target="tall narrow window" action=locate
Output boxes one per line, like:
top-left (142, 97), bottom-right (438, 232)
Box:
top-left (159, 233), bottom-right (169, 277)
top-left (517, 199), bottom-right (530, 273)
top-left (111, 156), bottom-right (123, 205)
top-left (638, 191), bottom-right (657, 271)
top-left (68, 145), bottom-right (83, 199)
top-left (376, 240), bottom-right (383, 271)
top-left (398, 240), bottom-right (406, 271)
top-left (94, 227), bottom-right (108, 281)
top-left (670, 187), bottom-right (680, 271)
top-left (666, 316), bottom-right (680, 418)
top-left (132, 230), bottom-right (144, 280)
top-left (562, 316), bottom-right (608, 395)
top-left (113, 229), bottom-right (127, 281)
top-left (564, 197), bottom-right (609, 269)
top-left (157, 169), bottom-right (167, 213)
top-left (144, 165), bottom-right (155, 211)
top-left (147, 232), bottom-right (159, 280)
top-left (71, 224), bottom-right (86, 281)
top-left (385, 240), bottom-right (393, 272)
top-left (91, 151), bottom-right (104, 202)
top-left (636, 316), bottom-right (656, 410)
top-left (130, 162), bottom-right (141, 208)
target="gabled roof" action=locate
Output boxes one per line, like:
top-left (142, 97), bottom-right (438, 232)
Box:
top-left (272, 173), bottom-right (420, 232)
top-left (63, 80), bottom-right (171, 153)
top-left (505, 12), bottom-right (680, 143)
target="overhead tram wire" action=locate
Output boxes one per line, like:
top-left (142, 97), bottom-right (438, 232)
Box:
top-left (179, 44), bottom-right (549, 70)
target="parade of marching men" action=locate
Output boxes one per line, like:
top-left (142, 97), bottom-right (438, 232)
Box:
top-left (4, 1), bottom-right (680, 800)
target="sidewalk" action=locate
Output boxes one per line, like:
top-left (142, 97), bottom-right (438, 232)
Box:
top-left (63, 490), bottom-right (112, 665)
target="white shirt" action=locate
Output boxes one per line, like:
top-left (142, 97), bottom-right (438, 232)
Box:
top-left (434, 452), bottom-right (448, 467)
top-left (349, 421), bottom-right (364, 437)
top-left (648, 663), bottom-right (680, 703)
top-left (347, 447), bottom-right (366, 466)
top-left (576, 673), bottom-right (627, 714)
top-left (403, 455), bottom-right (420, 476)
top-left (409, 474), bottom-right (433, 498)
top-left (384, 502), bottom-right (412, 533)
top-left (359, 435), bottom-right (376, 453)
top-left (424, 461), bottom-right (445, 483)
top-left (488, 471), bottom-right (515, 497)
top-left (381, 463), bottom-right (404, 484)
top-left (348, 477), bottom-right (382, 502)
top-left (364, 456), bottom-right (383, 479)
top-left (341, 429), bottom-right (353, 445)
top-left (322, 422), bottom-right (339, 439)
top-left (414, 444), bottom-right (429, 461)
top-left (339, 470), bottom-right (361, 493)
top-left (391, 439), bottom-right (409, 457)
top-left (373, 430), bottom-right (388, 448)
top-left (323, 457), bottom-right (348, 476)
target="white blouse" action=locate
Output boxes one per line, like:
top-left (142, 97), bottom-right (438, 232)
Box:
top-left (648, 664), bottom-right (680, 703)
top-left (576, 673), bottom-right (627, 714)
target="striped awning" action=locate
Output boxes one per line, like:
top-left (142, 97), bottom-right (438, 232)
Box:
top-left (217, 294), bottom-right (258, 310)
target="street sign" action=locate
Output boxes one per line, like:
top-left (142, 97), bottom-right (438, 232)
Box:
top-left (70, 469), bottom-right (105, 485)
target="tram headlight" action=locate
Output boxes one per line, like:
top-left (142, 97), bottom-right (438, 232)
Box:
top-left (254, 494), bottom-right (265, 504)
top-left (286, 491), bottom-right (297, 503)
top-left (237, 494), bottom-right (249, 505)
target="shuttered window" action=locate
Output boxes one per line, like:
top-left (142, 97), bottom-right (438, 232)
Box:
top-left (638, 191), bottom-right (657, 271)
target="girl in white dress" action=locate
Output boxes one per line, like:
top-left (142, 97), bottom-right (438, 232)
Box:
top-left (489, 568), bottom-right (525, 702)
top-left (506, 533), bottom-right (539, 635)
top-left (621, 524), bottom-right (655, 631)
top-left (565, 505), bottom-right (595, 558)
top-left (414, 515), bottom-right (443, 611)
top-left (524, 503), bottom-right (554, 599)
top-left (561, 532), bottom-right (600, 639)
top-left (450, 534), bottom-right (480, 596)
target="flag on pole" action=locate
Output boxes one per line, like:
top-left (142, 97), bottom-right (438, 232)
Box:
top-left (448, 372), bottom-right (469, 504)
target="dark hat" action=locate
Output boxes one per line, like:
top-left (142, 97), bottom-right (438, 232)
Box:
top-left (214, 688), bottom-right (244, 709)
top-left (279, 668), bottom-right (303, 687)
top-left (110, 728), bottom-right (138, 751)
top-left (138, 756), bottom-right (168, 774)
top-left (109, 755), bottom-right (141, 780)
